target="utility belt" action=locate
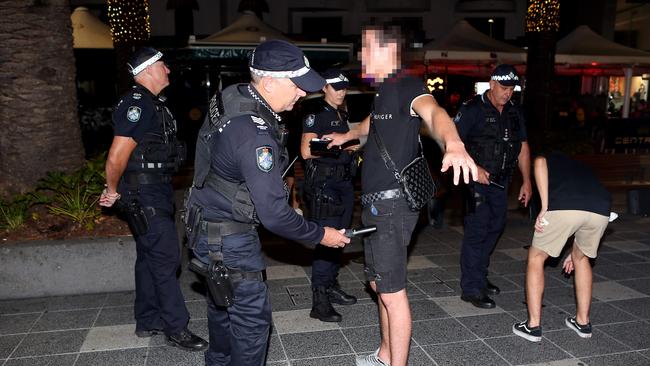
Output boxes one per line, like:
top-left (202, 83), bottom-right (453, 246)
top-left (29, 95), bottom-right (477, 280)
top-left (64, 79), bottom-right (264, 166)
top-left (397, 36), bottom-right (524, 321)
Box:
top-left (122, 173), bottom-right (172, 185)
top-left (311, 162), bottom-right (352, 181)
top-left (361, 188), bottom-right (401, 207)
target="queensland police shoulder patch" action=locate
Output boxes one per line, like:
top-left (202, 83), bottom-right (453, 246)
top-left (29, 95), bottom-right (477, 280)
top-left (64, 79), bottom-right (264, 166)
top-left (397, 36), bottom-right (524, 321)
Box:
top-left (256, 146), bottom-right (274, 172)
top-left (127, 106), bottom-right (141, 122)
top-left (304, 114), bottom-right (315, 128)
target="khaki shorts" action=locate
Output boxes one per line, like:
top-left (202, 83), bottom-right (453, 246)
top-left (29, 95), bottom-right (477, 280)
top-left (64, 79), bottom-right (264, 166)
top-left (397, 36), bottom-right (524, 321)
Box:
top-left (532, 210), bottom-right (608, 258)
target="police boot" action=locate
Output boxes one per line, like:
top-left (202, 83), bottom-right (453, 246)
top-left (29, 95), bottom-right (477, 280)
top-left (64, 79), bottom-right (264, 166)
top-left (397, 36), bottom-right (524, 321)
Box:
top-left (310, 287), bottom-right (342, 322)
top-left (327, 282), bottom-right (357, 305)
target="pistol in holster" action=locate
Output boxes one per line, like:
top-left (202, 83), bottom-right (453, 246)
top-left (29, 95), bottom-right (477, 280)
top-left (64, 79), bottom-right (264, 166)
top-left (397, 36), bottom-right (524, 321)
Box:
top-left (189, 254), bottom-right (235, 307)
top-left (114, 197), bottom-right (149, 236)
top-left (464, 184), bottom-right (485, 215)
top-left (307, 189), bottom-right (344, 220)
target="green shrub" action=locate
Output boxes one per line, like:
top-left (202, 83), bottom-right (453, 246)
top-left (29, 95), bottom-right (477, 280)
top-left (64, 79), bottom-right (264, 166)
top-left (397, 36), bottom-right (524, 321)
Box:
top-left (0, 194), bottom-right (34, 231)
top-left (36, 154), bottom-right (106, 230)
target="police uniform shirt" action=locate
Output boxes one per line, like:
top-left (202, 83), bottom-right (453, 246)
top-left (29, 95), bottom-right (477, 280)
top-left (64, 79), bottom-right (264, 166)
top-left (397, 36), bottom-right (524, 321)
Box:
top-left (303, 100), bottom-right (352, 165)
top-left (545, 152), bottom-right (611, 216)
top-left (198, 84), bottom-right (323, 245)
top-left (113, 84), bottom-right (160, 143)
top-left (454, 92), bottom-right (528, 154)
top-left (362, 75), bottom-right (432, 195)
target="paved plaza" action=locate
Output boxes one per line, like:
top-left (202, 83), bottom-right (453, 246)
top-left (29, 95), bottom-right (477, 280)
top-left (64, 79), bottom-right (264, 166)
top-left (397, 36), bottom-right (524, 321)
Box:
top-left (1, 210), bottom-right (650, 365)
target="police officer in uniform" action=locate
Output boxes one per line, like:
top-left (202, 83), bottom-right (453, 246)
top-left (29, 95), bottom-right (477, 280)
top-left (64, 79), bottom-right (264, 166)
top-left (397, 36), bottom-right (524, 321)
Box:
top-left (301, 69), bottom-right (358, 322)
top-left (184, 40), bottom-right (350, 365)
top-left (99, 47), bottom-right (208, 351)
top-left (454, 64), bottom-right (532, 309)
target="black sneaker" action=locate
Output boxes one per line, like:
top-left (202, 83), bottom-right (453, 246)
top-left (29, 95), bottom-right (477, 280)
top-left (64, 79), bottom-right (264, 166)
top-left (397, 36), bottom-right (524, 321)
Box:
top-left (512, 320), bottom-right (542, 342)
top-left (565, 316), bottom-right (592, 338)
top-left (167, 328), bottom-right (209, 351)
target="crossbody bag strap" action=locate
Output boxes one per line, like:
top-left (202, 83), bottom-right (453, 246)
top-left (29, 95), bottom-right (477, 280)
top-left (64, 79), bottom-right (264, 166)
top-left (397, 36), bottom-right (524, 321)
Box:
top-left (370, 120), bottom-right (401, 181)
top-left (370, 121), bottom-right (426, 180)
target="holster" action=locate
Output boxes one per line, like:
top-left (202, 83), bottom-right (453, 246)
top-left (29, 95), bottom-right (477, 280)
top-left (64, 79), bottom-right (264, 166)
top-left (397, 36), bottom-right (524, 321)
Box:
top-left (189, 256), bottom-right (263, 308)
top-left (181, 188), bottom-right (203, 249)
top-left (114, 198), bottom-right (149, 236)
top-left (463, 184), bottom-right (485, 215)
top-left (306, 190), bottom-right (345, 220)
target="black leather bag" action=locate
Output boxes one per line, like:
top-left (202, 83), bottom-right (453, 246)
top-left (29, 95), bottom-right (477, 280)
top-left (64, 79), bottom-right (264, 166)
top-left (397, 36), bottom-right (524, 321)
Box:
top-left (370, 122), bottom-right (436, 211)
top-left (400, 156), bottom-right (437, 210)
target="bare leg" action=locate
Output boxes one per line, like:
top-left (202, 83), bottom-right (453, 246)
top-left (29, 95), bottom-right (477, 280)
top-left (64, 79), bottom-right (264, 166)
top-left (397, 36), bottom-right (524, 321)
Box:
top-left (378, 289), bottom-right (411, 366)
top-left (572, 243), bottom-right (592, 325)
top-left (370, 281), bottom-right (391, 363)
top-left (526, 246), bottom-right (548, 328)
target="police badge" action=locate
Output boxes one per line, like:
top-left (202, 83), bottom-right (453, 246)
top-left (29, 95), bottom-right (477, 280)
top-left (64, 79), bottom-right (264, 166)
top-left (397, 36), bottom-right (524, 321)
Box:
top-left (127, 106), bottom-right (141, 122)
top-left (305, 114), bottom-right (315, 128)
top-left (256, 146), bottom-right (274, 172)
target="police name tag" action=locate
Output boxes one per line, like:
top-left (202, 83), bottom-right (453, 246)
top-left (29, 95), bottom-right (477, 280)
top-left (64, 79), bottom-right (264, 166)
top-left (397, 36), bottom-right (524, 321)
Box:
top-left (127, 106), bottom-right (141, 122)
top-left (256, 146), bottom-right (274, 172)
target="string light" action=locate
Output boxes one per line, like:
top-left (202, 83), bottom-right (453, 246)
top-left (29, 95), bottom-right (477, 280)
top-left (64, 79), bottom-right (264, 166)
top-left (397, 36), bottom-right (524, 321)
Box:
top-left (526, 0), bottom-right (560, 33)
top-left (108, 0), bottom-right (151, 45)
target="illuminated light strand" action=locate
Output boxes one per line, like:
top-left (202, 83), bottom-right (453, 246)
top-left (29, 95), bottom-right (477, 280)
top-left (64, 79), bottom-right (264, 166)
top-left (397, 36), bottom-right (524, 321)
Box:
top-left (107, 0), bottom-right (151, 44)
top-left (526, 0), bottom-right (560, 33)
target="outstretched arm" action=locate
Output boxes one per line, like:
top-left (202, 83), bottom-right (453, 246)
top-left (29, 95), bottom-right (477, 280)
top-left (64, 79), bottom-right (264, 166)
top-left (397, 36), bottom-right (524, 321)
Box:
top-left (413, 96), bottom-right (478, 185)
top-left (323, 115), bottom-right (370, 148)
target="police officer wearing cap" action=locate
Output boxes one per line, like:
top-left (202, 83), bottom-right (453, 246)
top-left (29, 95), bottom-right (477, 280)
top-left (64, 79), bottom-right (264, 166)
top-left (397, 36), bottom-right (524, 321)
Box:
top-left (99, 47), bottom-right (208, 351)
top-left (184, 40), bottom-right (350, 365)
top-left (301, 69), bottom-right (358, 322)
top-left (454, 64), bottom-right (532, 309)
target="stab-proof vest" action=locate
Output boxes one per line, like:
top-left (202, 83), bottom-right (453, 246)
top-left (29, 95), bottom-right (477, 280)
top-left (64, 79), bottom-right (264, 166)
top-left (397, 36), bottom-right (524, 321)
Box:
top-left (127, 91), bottom-right (185, 175)
top-left (191, 84), bottom-right (288, 224)
top-left (466, 97), bottom-right (522, 178)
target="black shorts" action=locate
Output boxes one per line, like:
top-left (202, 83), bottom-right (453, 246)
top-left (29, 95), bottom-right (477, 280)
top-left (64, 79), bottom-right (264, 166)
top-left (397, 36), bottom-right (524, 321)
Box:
top-left (362, 197), bottom-right (419, 293)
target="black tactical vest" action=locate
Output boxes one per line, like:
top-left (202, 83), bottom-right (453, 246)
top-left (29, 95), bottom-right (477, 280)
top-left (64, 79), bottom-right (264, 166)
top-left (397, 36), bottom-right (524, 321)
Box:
top-left (466, 99), bottom-right (522, 179)
top-left (190, 84), bottom-right (288, 224)
top-left (127, 94), bottom-right (186, 175)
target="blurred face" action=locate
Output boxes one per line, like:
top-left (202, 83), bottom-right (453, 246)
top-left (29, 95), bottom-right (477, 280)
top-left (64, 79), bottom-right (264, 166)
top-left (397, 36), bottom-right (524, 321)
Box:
top-left (323, 84), bottom-right (346, 108)
top-left (271, 77), bottom-right (306, 112)
top-left (487, 80), bottom-right (515, 109)
top-left (361, 29), bottom-right (399, 82)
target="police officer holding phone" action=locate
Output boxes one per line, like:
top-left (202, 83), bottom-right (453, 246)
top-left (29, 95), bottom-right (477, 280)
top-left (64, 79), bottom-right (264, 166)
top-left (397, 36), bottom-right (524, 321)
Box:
top-left (99, 47), bottom-right (208, 351)
top-left (301, 69), bottom-right (358, 323)
top-left (184, 40), bottom-right (350, 365)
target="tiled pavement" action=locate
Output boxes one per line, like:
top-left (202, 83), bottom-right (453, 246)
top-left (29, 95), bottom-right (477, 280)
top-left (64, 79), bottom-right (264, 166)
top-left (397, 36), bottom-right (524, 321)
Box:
top-left (2, 211), bottom-right (650, 365)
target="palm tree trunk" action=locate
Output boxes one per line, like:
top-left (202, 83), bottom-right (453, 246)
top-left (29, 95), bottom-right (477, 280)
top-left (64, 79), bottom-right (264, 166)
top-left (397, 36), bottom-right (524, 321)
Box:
top-left (0, 0), bottom-right (85, 196)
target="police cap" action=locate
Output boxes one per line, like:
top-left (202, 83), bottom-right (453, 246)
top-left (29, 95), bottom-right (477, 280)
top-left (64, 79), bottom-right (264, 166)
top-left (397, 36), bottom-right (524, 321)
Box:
top-left (128, 47), bottom-right (163, 76)
top-left (491, 64), bottom-right (520, 86)
top-left (322, 69), bottom-right (349, 91)
top-left (249, 40), bottom-right (325, 92)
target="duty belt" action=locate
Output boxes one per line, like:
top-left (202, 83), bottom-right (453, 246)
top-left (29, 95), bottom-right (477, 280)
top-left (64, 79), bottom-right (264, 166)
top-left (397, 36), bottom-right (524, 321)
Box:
top-left (189, 258), bottom-right (263, 282)
top-left (361, 188), bottom-right (401, 206)
top-left (313, 163), bottom-right (351, 180)
top-left (201, 220), bottom-right (256, 245)
top-left (122, 173), bottom-right (172, 185)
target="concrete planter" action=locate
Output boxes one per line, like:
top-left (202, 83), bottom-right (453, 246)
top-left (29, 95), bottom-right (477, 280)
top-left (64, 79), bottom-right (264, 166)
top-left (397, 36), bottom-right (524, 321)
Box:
top-left (0, 236), bottom-right (136, 300)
